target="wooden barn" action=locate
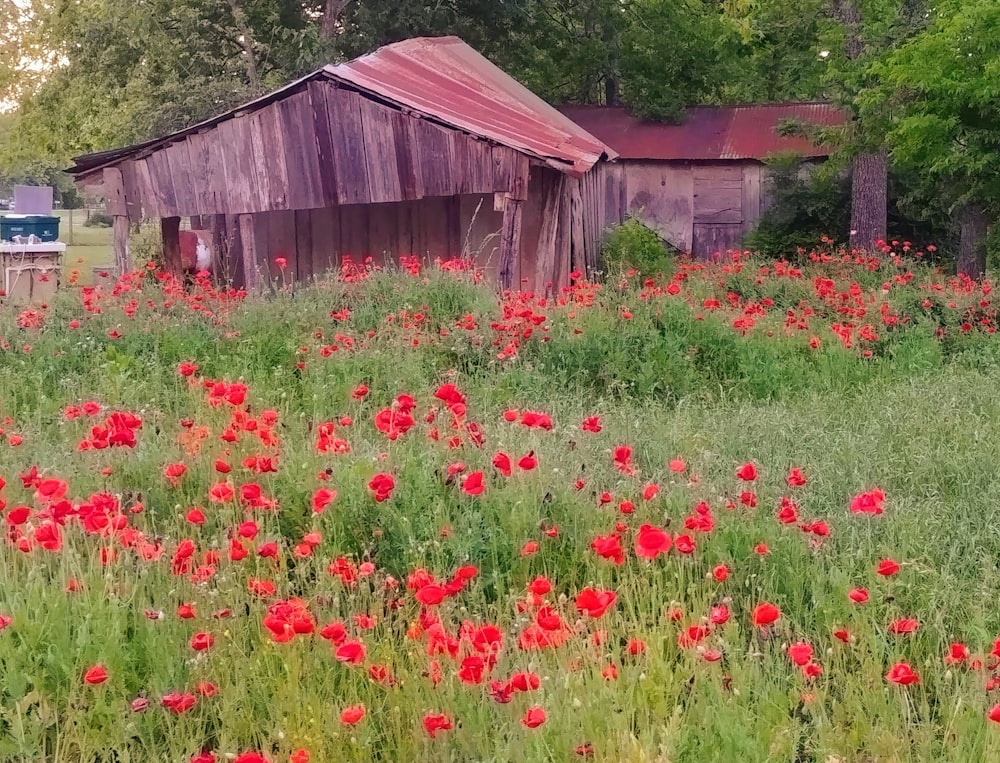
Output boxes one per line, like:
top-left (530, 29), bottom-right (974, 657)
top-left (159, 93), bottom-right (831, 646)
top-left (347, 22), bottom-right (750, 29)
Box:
top-left (559, 103), bottom-right (845, 258)
top-left (68, 37), bottom-right (625, 294)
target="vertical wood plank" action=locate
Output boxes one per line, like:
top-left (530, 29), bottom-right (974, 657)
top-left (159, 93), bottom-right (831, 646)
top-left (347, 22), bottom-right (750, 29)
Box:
top-left (161, 217), bottom-right (182, 278)
top-left (113, 215), bottom-right (131, 273)
top-left (145, 150), bottom-right (177, 217)
top-left (741, 163), bottom-right (762, 238)
top-left (359, 99), bottom-right (402, 203)
top-left (164, 141), bottom-right (195, 217)
top-left (391, 112), bottom-right (419, 200)
top-left (324, 86), bottom-right (371, 205)
top-left (295, 209), bottom-right (314, 282)
top-left (278, 93), bottom-right (324, 210)
top-left (134, 159), bottom-right (159, 219)
top-left (239, 214), bottom-right (259, 290)
top-left (310, 206), bottom-right (340, 274)
top-left (185, 134), bottom-right (212, 214)
top-left (498, 156), bottom-right (530, 290)
top-left (257, 104), bottom-right (290, 210)
top-left (119, 159), bottom-right (143, 223)
top-left (308, 82), bottom-right (339, 207)
top-left (102, 167), bottom-right (127, 217)
top-left (534, 173), bottom-right (561, 295)
top-left (447, 195), bottom-right (462, 257)
top-left (409, 118), bottom-right (454, 198)
top-left (396, 201), bottom-right (413, 257)
top-left (569, 181), bottom-right (586, 277)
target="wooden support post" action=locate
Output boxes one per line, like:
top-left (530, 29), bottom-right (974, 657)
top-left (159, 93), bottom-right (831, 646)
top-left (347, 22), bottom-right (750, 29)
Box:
top-left (498, 157), bottom-right (530, 291)
top-left (238, 214), bottom-right (258, 291)
top-left (161, 216), bottom-right (182, 278)
top-left (113, 215), bottom-right (132, 274)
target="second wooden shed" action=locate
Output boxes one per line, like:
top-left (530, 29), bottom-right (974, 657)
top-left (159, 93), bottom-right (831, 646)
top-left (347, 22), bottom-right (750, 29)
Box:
top-left (560, 103), bottom-right (845, 258)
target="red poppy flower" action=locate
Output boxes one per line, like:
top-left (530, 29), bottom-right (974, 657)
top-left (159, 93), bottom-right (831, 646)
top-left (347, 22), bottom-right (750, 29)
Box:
top-left (422, 712), bottom-right (454, 738)
top-left (311, 488), bottom-right (336, 514)
top-left (674, 534), bottom-right (696, 554)
top-left (850, 488), bottom-right (886, 515)
top-left (736, 462), bottom-right (758, 481)
top-left (190, 632), bottom-right (214, 651)
top-left (613, 445), bottom-right (637, 476)
top-left (944, 643), bottom-right (969, 665)
top-left (988, 704), bottom-right (1000, 723)
top-left (786, 467), bottom-right (807, 487)
top-left (340, 705), bottom-right (366, 725)
top-left (876, 559), bottom-right (901, 576)
top-left (521, 706), bottom-right (547, 728)
top-left (161, 691), bottom-right (197, 714)
top-left (335, 640), bottom-right (367, 665)
top-left (888, 618), bottom-right (919, 635)
top-left (492, 452), bottom-right (512, 477)
top-left (84, 665), bottom-right (108, 685)
top-left (709, 605), bottom-right (730, 625)
top-left (575, 588), bottom-right (617, 618)
top-left (787, 642), bottom-right (813, 666)
top-left (368, 473), bottom-right (395, 502)
top-left (668, 458), bottom-right (686, 473)
top-left (527, 576), bottom-right (552, 596)
top-left (208, 482), bottom-right (234, 503)
top-left (751, 603), bottom-right (780, 627)
top-left (582, 416), bottom-right (602, 433)
top-left (885, 662), bottom-right (920, 685)
top-left (462, 471), bottom-right (486, 496)
top-left (634, 525), bottom-right (671, 560)
top-left (848, 588), bottom-right (869, 604)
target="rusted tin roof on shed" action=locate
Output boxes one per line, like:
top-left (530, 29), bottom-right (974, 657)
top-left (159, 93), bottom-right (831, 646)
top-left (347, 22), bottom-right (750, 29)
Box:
top-left (558, 103), bottom-right (844, 161)
top-left (69, 37), bottom-right (613, 179)
top-left (325, 37), bottom-right (613, 176)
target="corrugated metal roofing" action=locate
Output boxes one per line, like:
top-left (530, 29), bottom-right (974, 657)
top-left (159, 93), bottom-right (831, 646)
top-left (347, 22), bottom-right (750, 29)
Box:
top-left (327, 37), bottom-right (613, 176)
top-left (70, 37), bottom-right (613, 179)
top-left (558, 103), bottom-right (844, 161)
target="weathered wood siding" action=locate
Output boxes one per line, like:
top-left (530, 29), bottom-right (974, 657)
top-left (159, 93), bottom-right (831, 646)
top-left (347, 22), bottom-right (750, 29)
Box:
top-left (109, 80), bottom-right (524, 220)
top-left (622, 160), bottom-right (770, 258)
top-left (623, 162), bottom-right (694, 253)
top-left (526, 163), bottom-right (626, 295)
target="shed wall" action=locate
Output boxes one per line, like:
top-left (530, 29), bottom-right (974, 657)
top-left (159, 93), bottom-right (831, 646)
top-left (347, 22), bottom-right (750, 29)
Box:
top-left (115, 81), bottom-right (524, 221)
top-left (621, 160), bottom-right (768, 258)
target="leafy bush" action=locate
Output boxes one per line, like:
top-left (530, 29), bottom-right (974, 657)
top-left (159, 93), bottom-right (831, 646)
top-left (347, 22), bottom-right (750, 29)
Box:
top-left (744, 153), bottom-right (850, 257)
top-left (601, 217), bottom-right (678, 277)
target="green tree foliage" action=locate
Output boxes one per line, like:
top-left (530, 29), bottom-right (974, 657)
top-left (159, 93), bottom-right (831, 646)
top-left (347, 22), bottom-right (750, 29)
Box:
top-left (875, 0), bottom-right (1000, 219)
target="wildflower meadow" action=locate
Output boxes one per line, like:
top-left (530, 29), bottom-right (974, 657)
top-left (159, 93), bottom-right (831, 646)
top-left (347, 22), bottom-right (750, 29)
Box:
top-left (3, 246), bottom-right (1000, 762)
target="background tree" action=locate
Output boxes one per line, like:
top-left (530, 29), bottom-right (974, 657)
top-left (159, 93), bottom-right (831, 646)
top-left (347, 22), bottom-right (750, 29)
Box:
top-left (874, 0), bottom-right (1000, 278)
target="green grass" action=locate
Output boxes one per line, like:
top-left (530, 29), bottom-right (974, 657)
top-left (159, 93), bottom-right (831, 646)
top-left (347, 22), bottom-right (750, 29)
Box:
top-left (54, 209), bottom-right (114, 285)
top-left (0, 253), bottom-right (999, 761)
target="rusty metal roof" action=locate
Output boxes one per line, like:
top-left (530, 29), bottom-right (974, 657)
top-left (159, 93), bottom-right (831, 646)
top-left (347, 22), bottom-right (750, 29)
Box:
top-left (327, 37), bottom-right (614, 176)
top-left (558, 103), bottom-right (844, 161)
top-left (70, 37), bottom-right (613, 179)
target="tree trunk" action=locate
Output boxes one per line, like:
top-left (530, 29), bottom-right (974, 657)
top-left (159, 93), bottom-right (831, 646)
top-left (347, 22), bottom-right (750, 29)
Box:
top-left (834, 0), bottom-right (888, 254)
top-left (321, 0), bottom-right (353, 42)
top-left (957, 202), bottom-right (988, 280)
top-left (849, 150), bottom-right (888, 253)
